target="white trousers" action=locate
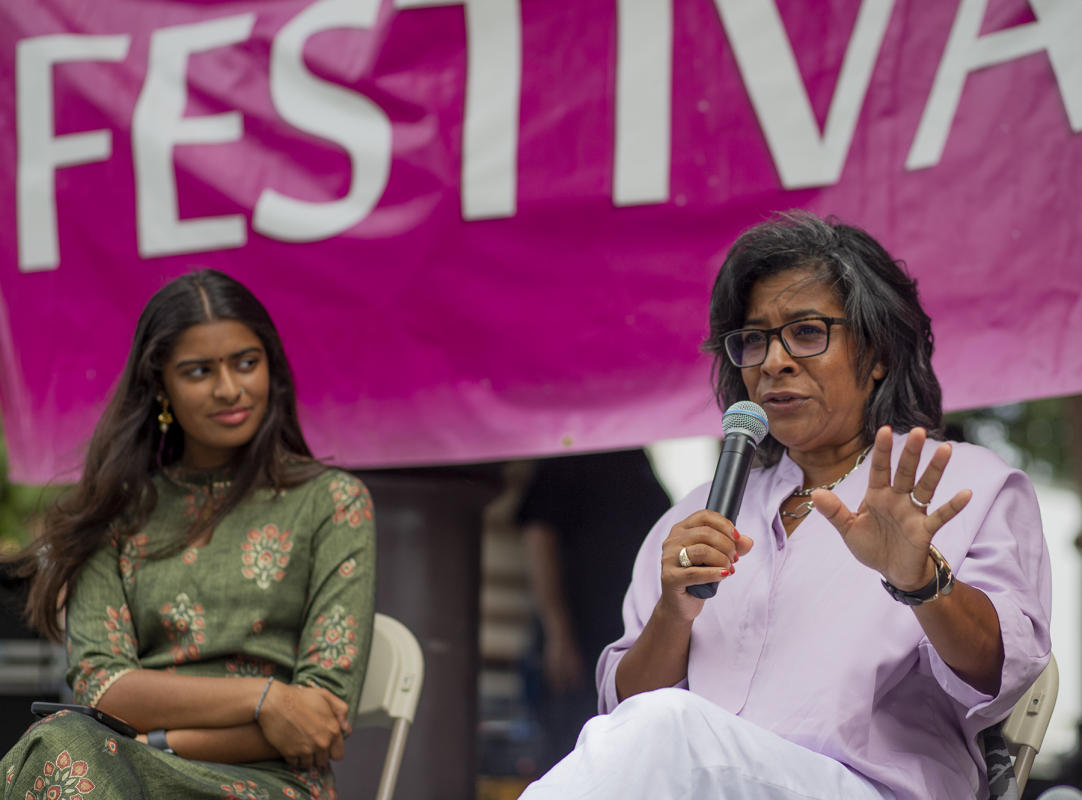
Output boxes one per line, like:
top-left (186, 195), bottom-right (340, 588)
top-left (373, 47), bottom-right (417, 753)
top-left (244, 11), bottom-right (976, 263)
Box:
top-left (519, 688), bottom-right (891, 800)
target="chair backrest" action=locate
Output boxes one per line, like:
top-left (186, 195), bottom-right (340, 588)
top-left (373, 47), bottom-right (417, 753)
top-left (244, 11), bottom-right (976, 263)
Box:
top-left (1002, 652), bottom-right (1059, 795)
top-left (355, 613), bottom-right (425, 800)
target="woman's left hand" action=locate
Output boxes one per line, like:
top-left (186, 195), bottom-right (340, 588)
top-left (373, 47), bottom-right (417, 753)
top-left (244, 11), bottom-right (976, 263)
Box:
top-left (256, 682), bottom-right (349, 769)
top-left (811, 426), bottom-right (972, 590)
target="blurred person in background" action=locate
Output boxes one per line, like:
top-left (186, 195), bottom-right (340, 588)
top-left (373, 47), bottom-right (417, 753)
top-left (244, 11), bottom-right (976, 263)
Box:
top-left (516, 449), bottom-right (670, 774)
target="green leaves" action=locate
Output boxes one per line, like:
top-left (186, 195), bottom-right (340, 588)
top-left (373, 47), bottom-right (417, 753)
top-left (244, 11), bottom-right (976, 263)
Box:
top-left (0, 419), bottom-right (66, 551)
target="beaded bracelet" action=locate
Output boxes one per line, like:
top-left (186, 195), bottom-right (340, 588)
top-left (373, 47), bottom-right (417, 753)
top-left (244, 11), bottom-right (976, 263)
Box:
top-left (254, 677), bottom-right (275, 722)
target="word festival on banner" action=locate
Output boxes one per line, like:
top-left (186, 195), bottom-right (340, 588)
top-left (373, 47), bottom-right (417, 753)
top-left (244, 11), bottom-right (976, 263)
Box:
top-left (14, 0), bottom-right (1079, 272)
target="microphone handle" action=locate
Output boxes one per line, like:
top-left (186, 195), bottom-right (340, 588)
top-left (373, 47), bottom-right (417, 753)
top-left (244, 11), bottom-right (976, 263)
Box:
top-left (687, 433), bottom-right (757, 599)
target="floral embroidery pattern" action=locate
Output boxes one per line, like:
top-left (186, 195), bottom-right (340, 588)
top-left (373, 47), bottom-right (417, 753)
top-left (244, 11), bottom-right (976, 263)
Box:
top-left (337, 558), bottom-right (356, 579)
top-left (119, 533), bottom-right (149, 587)
top-left (220, 779), bottom-right (269, 800)
top-left (307, 604), bottom-right (358, 670)
top-left (329, 478), bottom-right (372, 528)
top-left (281, 788), bottom-right (297, 799)
top-left (182, 548), bottom-right (199, 565)
top-left (225, 655), bottom-right (275, 678)
top-left (183, 483), bottom-right (229, 524)
top-left (104, 605), bottom-right (136, 659)
top-left (287, 767), bottom-right (335, 800)
top-left (72, 661), bottom-right (111, 706)
top-left (25, 750), bottom-right (94, 800)
top-left (251, 619), bottom-right (264, 635)
top-left (241, 525), bottom-right (293, 590)
top-left (103, 739), bottom-right (117, 756)
top-left (159, 593), bottom-right (207, 664)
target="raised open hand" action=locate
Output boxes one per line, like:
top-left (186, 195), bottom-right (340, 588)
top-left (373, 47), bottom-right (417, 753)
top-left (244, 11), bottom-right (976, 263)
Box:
top-left (810, 426), bottom-right (972, 591)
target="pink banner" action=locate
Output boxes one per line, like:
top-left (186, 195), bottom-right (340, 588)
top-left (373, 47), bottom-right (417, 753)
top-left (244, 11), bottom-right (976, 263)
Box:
top-left (1, 0), bottom-right (1080, 483)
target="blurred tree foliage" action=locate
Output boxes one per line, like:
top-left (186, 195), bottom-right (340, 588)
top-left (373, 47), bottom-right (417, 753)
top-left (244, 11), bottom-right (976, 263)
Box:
top-left (946, 395), bottom-right (1082, 487)
top-left (0, 417), bottom-right (66, 553)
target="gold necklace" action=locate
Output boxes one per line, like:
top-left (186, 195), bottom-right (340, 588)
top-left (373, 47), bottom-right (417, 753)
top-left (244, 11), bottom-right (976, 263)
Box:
top-left (780, 445), bottom-right (872, 520)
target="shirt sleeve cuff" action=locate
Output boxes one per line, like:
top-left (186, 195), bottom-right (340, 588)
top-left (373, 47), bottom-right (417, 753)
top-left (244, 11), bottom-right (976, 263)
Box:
top-left (923, 590), bottom-right (1048, 723)
top-left (597, 650), bottom-right (690, 715)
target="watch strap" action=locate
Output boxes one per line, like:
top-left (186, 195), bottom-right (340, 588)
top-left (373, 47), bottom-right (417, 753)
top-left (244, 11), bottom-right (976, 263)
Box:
top-left (881, 545), bottom-right (955, 606)
top-left (147, 728), bottom-right (175, 755)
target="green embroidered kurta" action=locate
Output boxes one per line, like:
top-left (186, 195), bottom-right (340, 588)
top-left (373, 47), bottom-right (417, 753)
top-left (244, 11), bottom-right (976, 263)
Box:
top-left (2, 467), bottom-right (376, 800)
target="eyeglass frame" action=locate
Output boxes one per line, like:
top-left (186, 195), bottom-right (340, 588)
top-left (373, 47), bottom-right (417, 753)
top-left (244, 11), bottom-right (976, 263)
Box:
top-left (722, 316), bottom-right (849, 368)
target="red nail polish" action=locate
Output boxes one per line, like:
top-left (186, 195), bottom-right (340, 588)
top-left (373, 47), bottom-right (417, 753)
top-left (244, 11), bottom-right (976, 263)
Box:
top-left (733, 529), bottom-right (741, 541)
top-left (720, 568), bottom-right (730, 577)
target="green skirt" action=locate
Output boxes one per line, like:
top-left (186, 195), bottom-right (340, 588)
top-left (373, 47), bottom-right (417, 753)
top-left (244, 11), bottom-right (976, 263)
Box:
top-left (2, 711), bottom-right (337, 800)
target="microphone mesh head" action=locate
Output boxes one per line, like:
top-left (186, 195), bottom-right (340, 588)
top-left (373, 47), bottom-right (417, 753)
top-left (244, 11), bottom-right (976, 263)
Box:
top-left (722, 401), bottom-right (769, 445)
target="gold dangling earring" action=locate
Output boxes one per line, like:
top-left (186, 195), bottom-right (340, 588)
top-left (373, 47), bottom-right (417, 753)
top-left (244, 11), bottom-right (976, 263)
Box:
top-left (157, 394), bottom-right (174, 433)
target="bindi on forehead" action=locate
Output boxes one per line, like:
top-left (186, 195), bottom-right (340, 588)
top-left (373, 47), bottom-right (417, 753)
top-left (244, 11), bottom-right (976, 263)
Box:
top-left (171, 346), bottom-right (263, 371)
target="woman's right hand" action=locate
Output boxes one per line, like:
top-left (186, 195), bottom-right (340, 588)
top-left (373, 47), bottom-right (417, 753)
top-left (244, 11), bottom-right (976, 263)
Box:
top-left (614, 510), bottom-right (755, 701)
top-left (660, 509), bottom-right (753, 621)
top-left (255, 682), bottom-right (351, 769)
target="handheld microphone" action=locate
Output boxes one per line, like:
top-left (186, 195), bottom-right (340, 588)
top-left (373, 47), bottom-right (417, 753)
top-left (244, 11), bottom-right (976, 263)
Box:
top-left (687, 401), bottom-right (769, 599)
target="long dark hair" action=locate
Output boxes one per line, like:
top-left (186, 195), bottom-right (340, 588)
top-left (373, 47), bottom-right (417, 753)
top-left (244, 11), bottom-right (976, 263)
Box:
top-left (704, 211), bottom-right (943, 466)
top-left (14, 269), bottom-right (323, 640)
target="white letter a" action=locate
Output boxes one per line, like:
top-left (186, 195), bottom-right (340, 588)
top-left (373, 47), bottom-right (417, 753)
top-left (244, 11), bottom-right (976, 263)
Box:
top-left (908, 0), bottom-right (1082, 170)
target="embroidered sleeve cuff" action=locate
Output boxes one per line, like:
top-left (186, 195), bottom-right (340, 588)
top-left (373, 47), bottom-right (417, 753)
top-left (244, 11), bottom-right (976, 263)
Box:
top-left (86, 667), bottom-right (137, 708)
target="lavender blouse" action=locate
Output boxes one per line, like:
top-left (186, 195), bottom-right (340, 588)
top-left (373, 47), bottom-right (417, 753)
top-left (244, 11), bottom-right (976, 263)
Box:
top-left (597, 434), bottom-right (1051, 800)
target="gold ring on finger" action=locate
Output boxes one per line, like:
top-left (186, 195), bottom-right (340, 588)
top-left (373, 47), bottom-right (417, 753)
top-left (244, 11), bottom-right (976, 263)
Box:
top-left (909, 490), bottom-right (931, 509)
top-left (678, 546), bottom-right (693, 568)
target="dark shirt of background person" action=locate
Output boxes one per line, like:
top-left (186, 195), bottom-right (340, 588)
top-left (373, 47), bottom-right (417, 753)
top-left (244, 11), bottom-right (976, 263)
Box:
top-left (515, 449), bottom-right (672, 774)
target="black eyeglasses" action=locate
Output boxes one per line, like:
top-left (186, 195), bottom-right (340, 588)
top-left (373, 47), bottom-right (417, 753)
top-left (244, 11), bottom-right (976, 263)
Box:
top-left (723, 317), bottom-right (848, 368)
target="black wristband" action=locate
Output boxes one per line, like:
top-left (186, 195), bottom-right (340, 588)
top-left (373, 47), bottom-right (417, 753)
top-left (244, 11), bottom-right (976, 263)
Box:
top-left (881, 545), bottom-right (955, 606)
top-left (147, 728), bottom-right (176, 755)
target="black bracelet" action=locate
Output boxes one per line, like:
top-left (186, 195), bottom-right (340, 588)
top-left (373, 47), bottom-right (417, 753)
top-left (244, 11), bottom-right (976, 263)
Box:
top-left (881, 545), bottom-right (955, 606)
top-left (146, 728), bottom-right (176, 755)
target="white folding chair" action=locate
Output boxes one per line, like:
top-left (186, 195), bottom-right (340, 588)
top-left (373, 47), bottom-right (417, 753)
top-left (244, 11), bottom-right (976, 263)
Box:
top-left (355, 613), bottom-right (425, 800)
top-left (1002, 653), bottom-right (1059, 795)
